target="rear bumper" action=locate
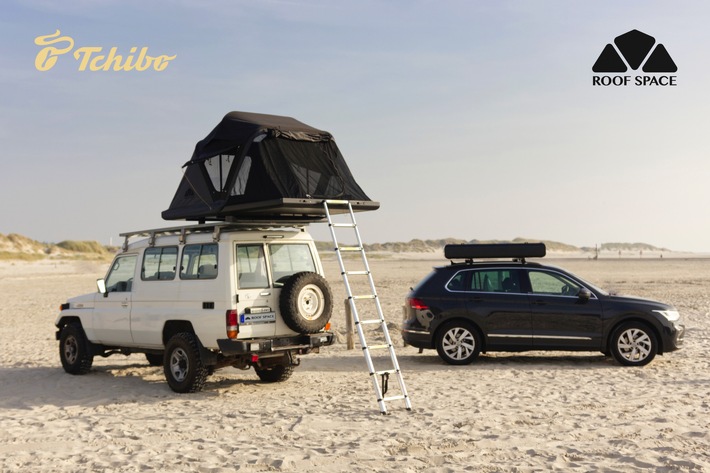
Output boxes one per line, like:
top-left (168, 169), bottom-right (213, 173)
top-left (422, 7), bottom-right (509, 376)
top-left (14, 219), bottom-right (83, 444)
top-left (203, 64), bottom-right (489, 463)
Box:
top-left (401, 327), bottom-right (433, 349)
top-left (217, 332), bottom-right (335, 356)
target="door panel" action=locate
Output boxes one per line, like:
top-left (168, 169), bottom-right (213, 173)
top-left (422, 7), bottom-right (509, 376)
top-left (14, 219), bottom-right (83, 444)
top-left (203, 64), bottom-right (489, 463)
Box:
top-left (462, 268), bottom-right (533, 349)
top-left (92, 255), bottom-right (137, 345)
top-left (526, 269), bottom-right (604, 349)
top-left (235, 244), bottom-right (277, 338)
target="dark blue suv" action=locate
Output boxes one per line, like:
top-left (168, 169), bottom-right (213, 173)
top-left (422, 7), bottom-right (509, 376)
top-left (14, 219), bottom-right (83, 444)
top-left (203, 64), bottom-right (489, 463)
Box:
top-left (402, 243), bottom-right (685, 366)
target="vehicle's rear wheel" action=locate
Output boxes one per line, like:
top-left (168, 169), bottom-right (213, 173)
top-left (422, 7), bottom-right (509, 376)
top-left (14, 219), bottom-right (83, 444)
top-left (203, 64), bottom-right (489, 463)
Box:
top-left (254, 364), bottom-right (294, 383)
top-left (436, 321), bottom-right (481, 365)
top-left (59, 323), bottom-right (93, 374)
top-left (164, 332), bottom-right (209, 393)
top-left (279, 272), bottom-right (333, 333)
top-left (610, 322), bottom-right (657, 366)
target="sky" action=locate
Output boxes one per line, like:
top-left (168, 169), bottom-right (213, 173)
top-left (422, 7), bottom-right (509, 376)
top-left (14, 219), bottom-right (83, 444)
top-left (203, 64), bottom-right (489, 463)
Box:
top-left (1, 0), bottom-right (709, 252)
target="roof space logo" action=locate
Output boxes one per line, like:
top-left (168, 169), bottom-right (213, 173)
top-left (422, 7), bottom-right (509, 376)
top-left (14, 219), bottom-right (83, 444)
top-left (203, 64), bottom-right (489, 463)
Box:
top-left (592, 29), bottom-right (677, 87)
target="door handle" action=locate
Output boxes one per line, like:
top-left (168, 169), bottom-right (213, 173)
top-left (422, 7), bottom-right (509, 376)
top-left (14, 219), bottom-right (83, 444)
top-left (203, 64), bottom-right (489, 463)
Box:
top-left (121, 302), bottom-right (129, 308)
top-left (260, 291), bottom-right (271, 296)
top-left (531, 299), bottom-right (546, 306)
top-left (469, 297), bottom-right (483, 303)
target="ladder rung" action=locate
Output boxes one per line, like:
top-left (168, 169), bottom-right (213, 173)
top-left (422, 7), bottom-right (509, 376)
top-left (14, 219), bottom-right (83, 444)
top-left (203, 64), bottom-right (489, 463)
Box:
top-left (351, 294), bottom-right (376, 300)
top-left (358, 319), bottom-right (383, 325)
top-left (365, 344), bottom-right (390, 350)
top-left (373, 369), bottom-right (397, 375)
top-left (344, 270), bottom-right (369, 275)
top-left (324, 199), bottom-right (350, 204)
top-left (383, 395), bottom-right (407, 402)
top-left (338, 246), bottom-right (363, 252)
top-left (330, 223), bottom-right (356, 228)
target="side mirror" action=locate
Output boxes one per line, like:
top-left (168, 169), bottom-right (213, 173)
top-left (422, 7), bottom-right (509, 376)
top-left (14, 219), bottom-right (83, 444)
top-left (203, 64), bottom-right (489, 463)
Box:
top-left (97, 278), bottom-right (107, 296)
top-left (578, 287), bottom-right (591, 302)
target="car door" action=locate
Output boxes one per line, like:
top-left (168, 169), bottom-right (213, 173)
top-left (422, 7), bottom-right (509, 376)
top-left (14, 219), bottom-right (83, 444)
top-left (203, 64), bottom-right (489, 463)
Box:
top-left (525, 269), bottom-right (604, 349)
top-left (463, 268), bottom-right (533, 350)
top-left (92, 254), bottom-right (138, 345)
top-left (235, 244), bottom-right (278, 338)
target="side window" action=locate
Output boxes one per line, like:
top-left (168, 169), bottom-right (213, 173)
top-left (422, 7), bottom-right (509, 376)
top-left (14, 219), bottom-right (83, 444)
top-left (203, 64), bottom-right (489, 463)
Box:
top-left (268, 244), bottom-right (316, 287)
top-left (105, 255), bottom-right (138, 292)
top-left (446, 271), bottom-right (467, 291)
top-left (528, 270), bottom-right (581, 296)
top-left (471, 269), bottom-right (521, 293)
top-left (180, 244), bottom-right (218, 280)
top-left (236, 244), bottom-right (269, 289)
top-left (142, 247), bottom-right (177, 281)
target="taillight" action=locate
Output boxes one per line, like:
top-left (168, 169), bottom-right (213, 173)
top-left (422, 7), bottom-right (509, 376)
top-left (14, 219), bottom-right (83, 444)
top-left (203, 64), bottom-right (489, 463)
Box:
top-left (324, 322), bottom-right (331, 331)
top-left (226, 310), bottom-right (239, 339)
top-left (408, 297), bottom-right (429, 310)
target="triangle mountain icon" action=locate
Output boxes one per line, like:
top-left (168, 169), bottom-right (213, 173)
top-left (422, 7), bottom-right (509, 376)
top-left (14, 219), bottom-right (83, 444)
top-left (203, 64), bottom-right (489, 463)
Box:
top-left (643, 44), bottom-right (678, 72)
top-left (592, 44), bottom-right (627, 73)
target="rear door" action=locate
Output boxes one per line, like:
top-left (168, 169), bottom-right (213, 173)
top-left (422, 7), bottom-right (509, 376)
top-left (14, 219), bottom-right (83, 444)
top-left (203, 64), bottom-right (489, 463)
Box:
top-left (235, 244), bottom-right (278, 338)
top-left (463, 268), bottom-right (533, 350)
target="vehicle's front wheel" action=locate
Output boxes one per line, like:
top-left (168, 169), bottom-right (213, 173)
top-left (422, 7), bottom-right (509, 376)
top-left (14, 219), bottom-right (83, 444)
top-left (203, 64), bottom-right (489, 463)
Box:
top-left (436, 321), bottom-right (481, 365)
top-left (610, 322), bottom-right (658, 366)
top-left (59, 323), bottom-right (93, 374)
top-left (254, 364), bottom-right (294, 383)
top-left (163, 332), bottom-right (209, 393)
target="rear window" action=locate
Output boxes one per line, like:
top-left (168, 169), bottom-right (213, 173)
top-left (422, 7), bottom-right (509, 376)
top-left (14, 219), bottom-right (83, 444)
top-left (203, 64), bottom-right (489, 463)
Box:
top-left (470, 269), bottom-right (521, 293)
top-left (268, 243), bottom-right (316, 287)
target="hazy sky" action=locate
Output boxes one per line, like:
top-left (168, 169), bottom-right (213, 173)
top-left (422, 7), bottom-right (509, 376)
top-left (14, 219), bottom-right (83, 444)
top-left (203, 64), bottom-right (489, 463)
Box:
top-left (1, 1), bottom-right (709, 251)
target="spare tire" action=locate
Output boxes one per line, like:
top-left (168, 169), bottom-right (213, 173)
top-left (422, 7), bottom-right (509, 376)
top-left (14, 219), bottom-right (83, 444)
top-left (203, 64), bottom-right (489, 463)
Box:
top-left (279, 271), bottom-right (333, 334)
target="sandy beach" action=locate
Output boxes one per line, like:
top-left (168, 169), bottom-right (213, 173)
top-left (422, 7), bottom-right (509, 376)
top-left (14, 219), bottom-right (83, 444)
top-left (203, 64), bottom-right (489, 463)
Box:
top-left (1, 256), bottom-right (708, 472)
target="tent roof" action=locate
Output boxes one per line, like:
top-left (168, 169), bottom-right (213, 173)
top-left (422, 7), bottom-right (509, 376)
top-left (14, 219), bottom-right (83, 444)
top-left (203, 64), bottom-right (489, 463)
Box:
top-left (186, 111), bottom-right (332, 166)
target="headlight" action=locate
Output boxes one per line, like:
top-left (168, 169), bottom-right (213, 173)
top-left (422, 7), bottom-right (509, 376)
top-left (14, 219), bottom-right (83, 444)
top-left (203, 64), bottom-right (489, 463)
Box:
top-left (653, 309), bottom-right (680, 322)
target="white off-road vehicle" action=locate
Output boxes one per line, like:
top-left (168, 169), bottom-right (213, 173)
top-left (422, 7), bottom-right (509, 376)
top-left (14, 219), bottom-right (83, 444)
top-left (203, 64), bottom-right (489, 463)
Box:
top-left (55, 222), bottom-right (334, 393)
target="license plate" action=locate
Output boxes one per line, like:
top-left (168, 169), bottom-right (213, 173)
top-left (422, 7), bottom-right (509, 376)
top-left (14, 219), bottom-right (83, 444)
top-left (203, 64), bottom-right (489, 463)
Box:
top-left (240, 312), bottom-right (276, 324)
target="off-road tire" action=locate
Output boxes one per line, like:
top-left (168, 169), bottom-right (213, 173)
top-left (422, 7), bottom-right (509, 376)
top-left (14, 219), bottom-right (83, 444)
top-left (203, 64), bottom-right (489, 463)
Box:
top-left (164, 332), bottom-right (209, 393)
top-left (59, 323), bottom-right (94, 374)
top-left (254, 364), bottom-right (294, 383)
top-left (279, 272), bottom-right (332, 334)
top-left (610, 322), bottom-right (658, 366)
top-left (436, 321), bottom-right (481, 365)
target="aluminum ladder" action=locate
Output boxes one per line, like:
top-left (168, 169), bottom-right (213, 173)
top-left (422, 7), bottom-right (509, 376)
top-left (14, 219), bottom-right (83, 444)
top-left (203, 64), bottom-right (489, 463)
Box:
top-left (323, 200), bottom-right (412, 415)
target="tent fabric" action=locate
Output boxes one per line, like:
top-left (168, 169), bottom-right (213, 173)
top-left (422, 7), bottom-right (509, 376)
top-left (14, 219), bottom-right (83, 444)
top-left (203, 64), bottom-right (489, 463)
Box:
top-left (162, 111), bottom-right (377, 222)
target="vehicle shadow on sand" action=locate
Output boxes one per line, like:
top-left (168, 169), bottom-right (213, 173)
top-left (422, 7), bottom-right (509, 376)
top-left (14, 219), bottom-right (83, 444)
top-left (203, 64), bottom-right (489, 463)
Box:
top-left (0, 362), bottom-right (267, 409)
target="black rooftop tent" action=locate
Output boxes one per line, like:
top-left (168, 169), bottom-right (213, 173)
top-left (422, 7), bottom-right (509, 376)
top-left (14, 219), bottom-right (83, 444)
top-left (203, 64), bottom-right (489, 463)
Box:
top-left (162, 111), bottom-right (379, 222)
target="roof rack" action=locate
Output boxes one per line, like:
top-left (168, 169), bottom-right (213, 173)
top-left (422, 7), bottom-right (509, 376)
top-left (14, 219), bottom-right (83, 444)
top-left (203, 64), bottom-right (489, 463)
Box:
top-left (119, 220), bottom-right (308, 251)
top-left (444, 243), bottom-right (546, 263)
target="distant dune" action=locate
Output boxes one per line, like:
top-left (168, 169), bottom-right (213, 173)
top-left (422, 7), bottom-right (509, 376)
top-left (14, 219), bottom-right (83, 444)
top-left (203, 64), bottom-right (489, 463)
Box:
top-left (0, 232), bottom-right (678, 261)
top-left (0, 233), bottom-right (114, 261)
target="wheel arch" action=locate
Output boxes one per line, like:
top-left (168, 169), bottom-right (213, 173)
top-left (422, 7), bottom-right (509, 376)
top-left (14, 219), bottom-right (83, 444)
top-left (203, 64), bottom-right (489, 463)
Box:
top-left (606, 317), bottom-right (664, 354)
top-left (433, 317), bottom-right (486, 352)
top-left (162, 320), bottom-right (196, 346)
top-left (56, 315), bottom-right (82, 329)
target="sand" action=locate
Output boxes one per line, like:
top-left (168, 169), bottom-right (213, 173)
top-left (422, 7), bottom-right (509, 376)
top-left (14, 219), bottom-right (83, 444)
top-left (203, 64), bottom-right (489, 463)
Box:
top-left (1, 256), bottom-right (709, 472)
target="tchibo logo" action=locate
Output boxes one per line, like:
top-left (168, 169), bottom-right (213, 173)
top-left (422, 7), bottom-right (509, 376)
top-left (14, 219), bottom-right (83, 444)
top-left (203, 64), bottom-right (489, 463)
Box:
top-left (592, 29), bottom-right (677, 87)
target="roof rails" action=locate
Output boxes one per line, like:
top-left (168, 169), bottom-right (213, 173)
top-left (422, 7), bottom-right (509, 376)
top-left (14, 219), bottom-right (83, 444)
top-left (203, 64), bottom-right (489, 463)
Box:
top-left (119, 220), bottom-right (308, 251)
top-left (444, 243), bottom-right (546, 263)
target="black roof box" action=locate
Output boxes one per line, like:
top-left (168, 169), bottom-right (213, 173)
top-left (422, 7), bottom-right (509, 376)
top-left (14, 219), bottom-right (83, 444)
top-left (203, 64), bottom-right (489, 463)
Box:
top-left (444, 243), bottom-right (546, 260)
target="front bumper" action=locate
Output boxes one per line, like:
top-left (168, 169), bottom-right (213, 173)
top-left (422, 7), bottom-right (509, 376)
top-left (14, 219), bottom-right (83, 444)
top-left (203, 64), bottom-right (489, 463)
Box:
top-left (668, 323), bottom-right (685, 351)
top-left (217, 332), bottom-right (334, 356)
